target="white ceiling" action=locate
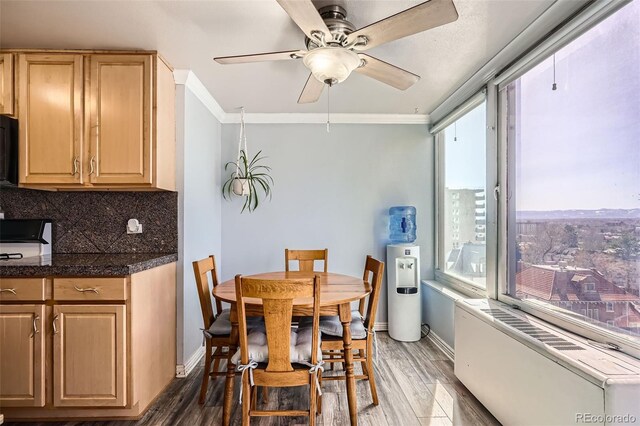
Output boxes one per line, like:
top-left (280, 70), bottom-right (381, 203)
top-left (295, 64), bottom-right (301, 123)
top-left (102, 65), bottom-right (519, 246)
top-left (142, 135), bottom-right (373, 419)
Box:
top-left (0, 0), bottom-right (555, 114)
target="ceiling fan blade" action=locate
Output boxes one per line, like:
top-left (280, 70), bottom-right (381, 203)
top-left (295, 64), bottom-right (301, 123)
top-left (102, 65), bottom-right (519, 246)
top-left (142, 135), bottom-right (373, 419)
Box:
top-left (346, 0), bottom-right (459, 51)
top-left (276, 0), bottom-right (331, 41)
top-left (298, 74), bottom-right (325, 104)
top-left (355, 54), bottom-right (420, 90)
top-left (214, 50), bottom-right (305, 64)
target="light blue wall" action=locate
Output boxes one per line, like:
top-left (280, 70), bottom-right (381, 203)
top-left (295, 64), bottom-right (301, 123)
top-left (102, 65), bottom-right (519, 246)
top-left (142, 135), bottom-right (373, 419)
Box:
top-left (220, 123), bottom-right (434, 324)
top-left (421, 281), bottom-right (458, 350)
top-left (176, 85), bottom-right (222, 364)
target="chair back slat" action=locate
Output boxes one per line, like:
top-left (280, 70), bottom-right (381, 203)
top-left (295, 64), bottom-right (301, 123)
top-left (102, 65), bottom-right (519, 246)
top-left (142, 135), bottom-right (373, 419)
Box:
top-left (360, 256), bottom-right (385, 331)
top-left (192, 255), bottom-right (223, 329)
top-left (235, 275), bottom-right (321, 371)
top-left (263, 299), bottom-right (294, 371)
top-left (285, 248), bottom-right (328, 272)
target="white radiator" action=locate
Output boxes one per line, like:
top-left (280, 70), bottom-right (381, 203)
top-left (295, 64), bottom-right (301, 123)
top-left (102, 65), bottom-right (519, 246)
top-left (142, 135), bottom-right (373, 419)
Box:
top-left (455, 299), bottom-right (640, 426)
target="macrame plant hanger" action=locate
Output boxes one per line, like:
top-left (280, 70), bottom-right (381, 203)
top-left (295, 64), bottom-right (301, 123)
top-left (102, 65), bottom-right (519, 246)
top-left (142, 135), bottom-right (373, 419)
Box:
top-left (232, 107), bottom-right (250, 196)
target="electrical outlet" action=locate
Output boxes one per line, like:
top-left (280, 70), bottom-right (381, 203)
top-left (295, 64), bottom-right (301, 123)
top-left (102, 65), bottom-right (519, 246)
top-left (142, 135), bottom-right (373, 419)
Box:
top-left (127, 218), bottom-right (142, 234)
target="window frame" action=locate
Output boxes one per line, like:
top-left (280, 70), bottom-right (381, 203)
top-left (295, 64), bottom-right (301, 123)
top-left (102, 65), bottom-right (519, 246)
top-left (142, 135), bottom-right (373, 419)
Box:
top-left (495, 70), bottom-right (640, 359)
top-left (431, 0), bottom-right (638, 356)
top-left (433, 90), bottom-right (497, 298)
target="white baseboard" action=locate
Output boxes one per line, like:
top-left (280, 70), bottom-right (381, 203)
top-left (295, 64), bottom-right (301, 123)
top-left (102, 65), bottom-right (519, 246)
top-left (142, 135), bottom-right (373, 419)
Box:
top-left (176, 345), bottom-right (205, 378)
top-left (427, 330), bottom-right (455, 361)
top-left (375, 321), bottom-right (388, 331)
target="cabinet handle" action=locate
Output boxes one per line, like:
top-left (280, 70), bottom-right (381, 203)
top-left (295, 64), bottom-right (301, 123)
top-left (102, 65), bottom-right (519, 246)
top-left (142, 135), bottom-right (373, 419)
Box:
top-left (53, 314), bottom-right (59, 334)
top-left (74, 285), bottom-right (99, 294)
top-left (73, 156), bottom-right (80, 175)
top-left (31, 314), bottom-right (40, 337)
top-left (0, 288), bottom-right (17, 294)
top-left (89, 156), bottom-right (96, 176)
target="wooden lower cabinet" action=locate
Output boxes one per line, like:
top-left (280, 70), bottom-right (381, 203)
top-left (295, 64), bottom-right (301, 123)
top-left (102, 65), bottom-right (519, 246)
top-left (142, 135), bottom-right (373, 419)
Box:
top-left (0, 304), bottom-right (45, 407)
top-left (1, 261), bottom-right (177, 421)
top-left (53, 304), bottom-right (127, 407)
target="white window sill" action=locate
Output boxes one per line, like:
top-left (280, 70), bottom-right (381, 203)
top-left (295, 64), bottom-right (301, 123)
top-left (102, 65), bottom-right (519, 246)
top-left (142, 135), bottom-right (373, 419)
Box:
top-left (421, 280), bottom-right (469, 301)
top-left (433, 270), bottom-right (487, 299)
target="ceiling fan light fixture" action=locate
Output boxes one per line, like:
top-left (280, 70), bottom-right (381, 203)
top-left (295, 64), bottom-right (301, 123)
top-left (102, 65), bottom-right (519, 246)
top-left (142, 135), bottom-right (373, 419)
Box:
top-left (303, 47), bottom-right (360, 85)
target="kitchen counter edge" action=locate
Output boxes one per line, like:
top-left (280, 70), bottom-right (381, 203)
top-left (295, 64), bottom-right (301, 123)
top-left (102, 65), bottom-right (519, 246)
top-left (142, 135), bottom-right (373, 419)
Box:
top-left (0, 253), bottom-right (179, 277)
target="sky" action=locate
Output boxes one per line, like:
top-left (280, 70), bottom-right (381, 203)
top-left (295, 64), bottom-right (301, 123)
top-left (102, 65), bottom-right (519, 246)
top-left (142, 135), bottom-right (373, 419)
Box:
top-left (444, 101), bottom-right (486, 191)
top-left (444, 1), bottom-right (639, 211)
top-left (516, 0), bottom-right (640, 211)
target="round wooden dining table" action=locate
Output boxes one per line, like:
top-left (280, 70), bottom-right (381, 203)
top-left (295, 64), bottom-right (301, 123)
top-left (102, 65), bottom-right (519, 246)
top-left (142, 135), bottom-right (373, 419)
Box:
top-left (214, 271), bottom-right (370, 426)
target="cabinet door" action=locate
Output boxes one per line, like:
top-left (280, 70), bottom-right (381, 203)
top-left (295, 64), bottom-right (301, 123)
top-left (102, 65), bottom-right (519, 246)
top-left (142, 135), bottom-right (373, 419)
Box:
top-left (89, 55), bottom-right (152, 185)
top-left (0, 304), bottom-right (45, 407)
top-left (53, 304), bottom-right (127, 407)
top-left (0, 53), bottom-right (14, 115)
top-left (18, 53), bottom-right (83, 184)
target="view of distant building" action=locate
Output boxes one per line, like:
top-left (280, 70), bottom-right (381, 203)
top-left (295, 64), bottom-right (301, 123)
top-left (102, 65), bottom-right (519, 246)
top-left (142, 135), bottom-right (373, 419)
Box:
top-left (516, 263), bottom-right (640, 334)
top-left (444, 188), bottom-right (486, 252)
top-left (446, 242), bottom-right (486, 279)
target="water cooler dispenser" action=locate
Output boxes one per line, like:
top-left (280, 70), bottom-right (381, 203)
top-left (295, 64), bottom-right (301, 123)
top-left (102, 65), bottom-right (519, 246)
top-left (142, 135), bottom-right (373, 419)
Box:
top-left (387, 206), bottom-right (421, 342)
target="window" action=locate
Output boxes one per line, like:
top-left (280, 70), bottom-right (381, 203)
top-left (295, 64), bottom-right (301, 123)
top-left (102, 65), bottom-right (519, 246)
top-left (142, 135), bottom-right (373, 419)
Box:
top-left (437, 101), bottom-right (487, 289)
top-left (502, 1), bottom-right (640, 342)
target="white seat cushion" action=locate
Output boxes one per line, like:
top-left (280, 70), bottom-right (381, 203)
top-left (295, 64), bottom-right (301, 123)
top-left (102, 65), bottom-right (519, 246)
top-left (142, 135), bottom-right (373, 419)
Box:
top-left (203, 309), bottom-right (263, 337)
top-left (300, 310), bottom-right (367, 340)
top-left (230, 325), bottom-right (321, 365)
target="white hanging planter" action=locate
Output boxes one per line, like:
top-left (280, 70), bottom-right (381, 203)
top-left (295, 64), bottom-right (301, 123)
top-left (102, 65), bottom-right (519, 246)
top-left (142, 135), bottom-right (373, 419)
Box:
top-left (232, 178), bottom-right (250, 196)
top-left (222, 107), bottom-right (274, 213)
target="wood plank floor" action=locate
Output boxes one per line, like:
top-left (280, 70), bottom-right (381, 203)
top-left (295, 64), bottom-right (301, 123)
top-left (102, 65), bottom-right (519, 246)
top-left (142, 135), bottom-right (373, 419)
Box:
top-left (7, 333), bottom-right (500, 426)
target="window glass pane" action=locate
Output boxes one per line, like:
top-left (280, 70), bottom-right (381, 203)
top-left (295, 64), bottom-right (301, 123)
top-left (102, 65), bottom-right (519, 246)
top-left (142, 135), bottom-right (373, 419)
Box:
top-left (506, 1), bottom-right (640, 339)
top-left (442, 101), bottom-right (486, 287)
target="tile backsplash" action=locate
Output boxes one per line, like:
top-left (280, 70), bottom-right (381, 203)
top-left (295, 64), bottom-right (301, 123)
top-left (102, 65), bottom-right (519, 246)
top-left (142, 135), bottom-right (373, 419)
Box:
top-left (0, 188), bottom-right (177, 254)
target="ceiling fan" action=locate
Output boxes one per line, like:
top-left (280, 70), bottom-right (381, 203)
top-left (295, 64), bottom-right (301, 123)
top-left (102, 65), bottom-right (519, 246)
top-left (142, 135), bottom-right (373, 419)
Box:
top-left (214, 0), bottom-right (459, 104)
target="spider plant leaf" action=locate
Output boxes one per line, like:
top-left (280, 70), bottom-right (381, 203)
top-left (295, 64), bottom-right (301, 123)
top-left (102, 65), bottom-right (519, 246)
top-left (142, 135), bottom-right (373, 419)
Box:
top-left (241, 191), bottom-right (250, 213)
top-left (249, 150), bottom-right (264, 167)
top-left (255, 177), bottom-right (272, 200)
top-left (250, 180), bottom-right (259, 211)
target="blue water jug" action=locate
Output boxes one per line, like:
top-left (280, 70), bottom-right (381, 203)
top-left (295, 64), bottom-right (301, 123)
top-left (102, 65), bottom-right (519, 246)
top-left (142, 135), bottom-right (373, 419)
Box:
top-left (389, 206), bottom-right (417, 243)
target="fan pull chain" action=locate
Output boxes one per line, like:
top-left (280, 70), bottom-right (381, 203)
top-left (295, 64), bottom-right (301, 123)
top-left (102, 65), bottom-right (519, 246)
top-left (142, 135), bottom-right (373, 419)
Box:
top-left (454, 121), bottom-right (457, 141)
top-left (326, 83), bottom-right (331, 133)
top-left (552, 54), bottom-right (557, 91)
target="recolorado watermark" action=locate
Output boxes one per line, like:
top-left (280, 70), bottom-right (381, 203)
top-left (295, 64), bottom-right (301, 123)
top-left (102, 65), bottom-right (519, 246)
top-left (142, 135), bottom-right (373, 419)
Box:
top-left (576, 413), bottom-right (637, 424)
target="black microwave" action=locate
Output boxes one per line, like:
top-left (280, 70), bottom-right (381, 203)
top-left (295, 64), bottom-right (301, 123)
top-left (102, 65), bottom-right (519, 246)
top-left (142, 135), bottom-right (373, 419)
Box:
top-left (0, 115), bottom-right (18, 186)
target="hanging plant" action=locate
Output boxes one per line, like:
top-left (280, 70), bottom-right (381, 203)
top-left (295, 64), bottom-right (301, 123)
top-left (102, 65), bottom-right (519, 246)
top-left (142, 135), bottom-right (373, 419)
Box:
top-left (222, 108), bottom-right (274, 213)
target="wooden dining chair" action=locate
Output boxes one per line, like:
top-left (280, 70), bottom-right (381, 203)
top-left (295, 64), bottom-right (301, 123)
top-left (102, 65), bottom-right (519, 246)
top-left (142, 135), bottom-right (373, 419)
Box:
top-left (285, 248), bottom-right (329, 272)
top-left (234, 274), bottom-right (323, 425)
top-left (192, 255), bottom-right (234, 405)
top-left (315, 255), bottom-right (384, 408)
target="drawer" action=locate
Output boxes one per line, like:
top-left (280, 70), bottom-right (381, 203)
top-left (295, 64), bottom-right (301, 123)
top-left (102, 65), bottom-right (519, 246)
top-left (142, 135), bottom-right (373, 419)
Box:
top-left (0, 278), bottom-right (46, 301)
top-left (54, 278), bottom-right (127, 301)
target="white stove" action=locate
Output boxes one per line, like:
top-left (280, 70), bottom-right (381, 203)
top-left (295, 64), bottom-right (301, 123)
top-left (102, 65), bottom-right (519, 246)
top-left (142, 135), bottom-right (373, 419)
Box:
top-left (0, 219), bottom-right (53, 263)
top-left (0, 254), bottom-right (52, 266)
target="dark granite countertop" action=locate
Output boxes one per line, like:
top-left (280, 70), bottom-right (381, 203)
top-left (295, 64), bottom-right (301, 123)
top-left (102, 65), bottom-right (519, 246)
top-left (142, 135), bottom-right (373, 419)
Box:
top-left (0, 253), bottom-right (178, 277)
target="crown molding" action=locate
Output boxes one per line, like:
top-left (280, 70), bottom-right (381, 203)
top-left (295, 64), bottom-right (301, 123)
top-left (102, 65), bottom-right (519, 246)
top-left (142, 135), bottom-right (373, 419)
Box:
top-left (174, 69), bottom-right (430, 125)
top-left (222, 113), bottom-right (430, 125)
top-left (174, 69), bottom-right (225, 123)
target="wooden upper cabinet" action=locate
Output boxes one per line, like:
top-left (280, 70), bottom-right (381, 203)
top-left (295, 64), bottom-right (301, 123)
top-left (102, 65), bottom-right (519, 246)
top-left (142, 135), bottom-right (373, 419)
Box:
top-left (0, 53), bottom-right (15, 115)
top-left (88, 55), bottom-right (152, 185)
top-left (13, 50), bottom-right (175, 190)
top-left (18, 54), bottom-right (83, 185)
top-left (0, 304), bottom-right (45, 407)
top-left (53, 304), bottom-right (127, 407)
